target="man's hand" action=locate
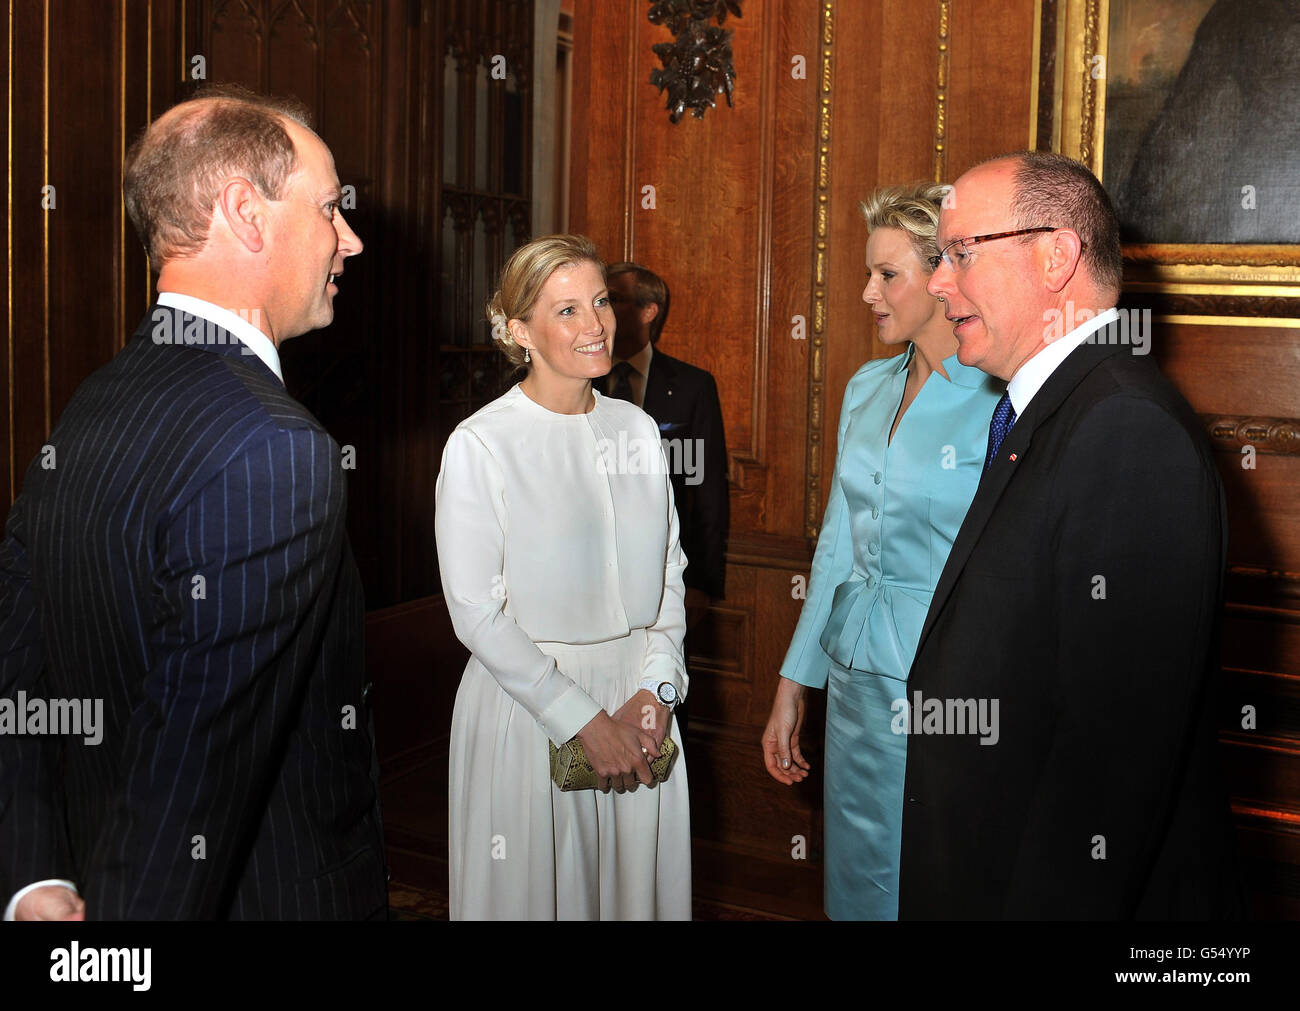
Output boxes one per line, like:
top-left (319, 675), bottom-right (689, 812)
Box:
top-left (613, 689), bottom-right (672, 752)
top-left (15, 886), bottom-right (85, 921)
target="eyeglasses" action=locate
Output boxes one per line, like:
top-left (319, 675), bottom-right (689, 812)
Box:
top-left (927, 227), bottom-right (1082, 271)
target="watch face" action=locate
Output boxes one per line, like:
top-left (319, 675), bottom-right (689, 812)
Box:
top-left (658, 683), bottom-right (678, 705)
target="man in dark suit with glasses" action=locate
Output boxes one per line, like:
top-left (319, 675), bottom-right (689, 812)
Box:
top-left (901, 151), bottom-right (1239, 919)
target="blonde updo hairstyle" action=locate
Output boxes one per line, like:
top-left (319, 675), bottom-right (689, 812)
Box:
top-left (857, 182), bottom-right (948, 270)
top-left (486, 234), bottom-right (606, 369)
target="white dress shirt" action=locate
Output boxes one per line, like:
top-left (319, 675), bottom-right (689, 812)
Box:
top-left (156, 291), bottom-right (284, 383)
top-left (1007, 306), bottom-right (1119, 416)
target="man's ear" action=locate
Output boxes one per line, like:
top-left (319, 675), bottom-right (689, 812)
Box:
top-left (1041, 229), bottom-right (1084, 294)
top-left (639, 302), bottom-right (659, 326)
top-left (215, 177), bottom-right (266, 254)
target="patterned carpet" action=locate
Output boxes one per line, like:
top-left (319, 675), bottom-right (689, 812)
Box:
top-left (388, 881), bottom-right (449, 921)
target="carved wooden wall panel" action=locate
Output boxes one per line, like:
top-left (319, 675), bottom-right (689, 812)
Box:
top-left (210, 1), bottom-right (263, 86)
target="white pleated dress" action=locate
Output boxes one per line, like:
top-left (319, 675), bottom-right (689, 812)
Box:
top-left (435, 384), bottom-right (691, 920)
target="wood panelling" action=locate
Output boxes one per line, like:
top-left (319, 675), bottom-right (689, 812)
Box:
top-left (571, 0), bottom-right (814, 536)
top-left (2, 0), bottom-right (189, 505)
top-left (1155, 320), bottom-right (1300, 586)
top-left (944, 0), bottom-right (1037, 173)
top-left (1156, 306), bottom-right (1300, 916)
top-left (368, 595), bottom-right (466, 771)
top-left (1158, 319), bottom-right (1300, 419)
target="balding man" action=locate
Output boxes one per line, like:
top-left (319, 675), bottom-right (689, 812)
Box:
top-left (0, 86), bottom-right (386, 919)
top-left (899, 152), bottom-right (1238, 918)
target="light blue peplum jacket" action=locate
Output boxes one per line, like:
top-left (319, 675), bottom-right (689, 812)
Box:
top-left (779, 341), bottom-right (1003, 919)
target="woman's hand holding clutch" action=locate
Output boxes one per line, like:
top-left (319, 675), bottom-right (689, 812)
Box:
top-left (576, 711), bottom-right (658, 793)
top-left (762, 677), bottom-right (811, 786)
top-left (612, 689), bottom-right (672, 753)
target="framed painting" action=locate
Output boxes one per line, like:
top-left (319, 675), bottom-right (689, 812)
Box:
top-left (1030, 0), bottom-right (1300, 311)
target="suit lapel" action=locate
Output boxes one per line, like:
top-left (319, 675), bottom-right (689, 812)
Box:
top-left (642, 350), bottom-right (675, 419)
top-left (915, 405), bottom-right (1037, 651)
top-left (913, 340), bottom-right (1129, 656)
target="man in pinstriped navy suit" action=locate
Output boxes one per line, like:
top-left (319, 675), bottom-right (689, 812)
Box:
top-left (0, 86), bottom-right (387, 919)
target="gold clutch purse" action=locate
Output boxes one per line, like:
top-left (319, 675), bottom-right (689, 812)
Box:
top-left (549, 736), bottom-right (679, 791)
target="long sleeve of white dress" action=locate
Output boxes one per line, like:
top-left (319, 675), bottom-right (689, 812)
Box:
top-left (639, 453), bottom-right (689, 703)
top-left (435, 426), bottom-right (604, 745)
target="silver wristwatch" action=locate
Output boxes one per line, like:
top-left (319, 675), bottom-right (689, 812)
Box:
top-left (639, 678), bottom-right (680, 709)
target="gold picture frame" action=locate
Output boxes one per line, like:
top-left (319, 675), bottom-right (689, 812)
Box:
top-left (1029, 0), bottom-right (1300, 309)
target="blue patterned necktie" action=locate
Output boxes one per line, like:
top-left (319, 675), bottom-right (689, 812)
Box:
top-left (983, 393), bottom-right (1017, 473)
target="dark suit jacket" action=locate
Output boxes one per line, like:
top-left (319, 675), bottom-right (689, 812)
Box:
top-left (0, 304), bottom-right (386, 919)
top-left (898, 336), bottom-right (1238, 919)
top-left (597, 348), bottom-right (729, 599)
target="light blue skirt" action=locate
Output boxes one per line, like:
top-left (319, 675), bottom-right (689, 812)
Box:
top-left (823, 660), bottom-right (908, 920)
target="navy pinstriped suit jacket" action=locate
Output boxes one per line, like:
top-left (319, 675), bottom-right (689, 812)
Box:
top-left (0, 304), bottom-right (386, 919)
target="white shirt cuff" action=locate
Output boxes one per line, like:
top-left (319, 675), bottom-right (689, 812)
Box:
top-left (537, 684), bottom-right (604, 747)
top-left (4, 880), bottom-right (80, 921)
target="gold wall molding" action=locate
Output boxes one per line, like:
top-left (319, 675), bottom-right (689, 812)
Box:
top-left (933, 0), bottom-right (950, 182)
top-left (733, 1), bottom-right (775, 487)
top-left (118, 0), bottom-right (126, 352)
top-left (1076, 0), bottom-right (1102, 169)
top-left (41, 0), bottom-right (48, 434)
top-left (7, 0), bottom-right (14, 494)
top-left (1204, 415), bottom-right (1300, 457)
top-left (1155, 313), bottom-right (1300, 329)
top-left (804, 0), bottom-right (833, 538)
top-left (622, 0), bottom-right (637, 260)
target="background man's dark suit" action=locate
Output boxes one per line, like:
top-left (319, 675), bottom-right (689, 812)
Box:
top-left (638, 350), bottom-right (728, 602)
top-left (0, 304), bottom-right (386, 919)
top-left (595, 349), bottom-right (728, 599)
top-left (899, 337), bottom-right (1238, 918)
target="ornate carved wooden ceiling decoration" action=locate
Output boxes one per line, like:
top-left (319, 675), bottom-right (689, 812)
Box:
top-left (647, 0), bottom-right (743, 123)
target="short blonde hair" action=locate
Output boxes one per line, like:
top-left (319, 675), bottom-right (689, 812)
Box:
top-left (857, 182), bottom-right (948, 269)
top-left (486, 234), bottom-right (605, 368)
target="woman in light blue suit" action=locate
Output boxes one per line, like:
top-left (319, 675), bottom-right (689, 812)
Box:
top-left (761, 183), bottom-right (1003, 919)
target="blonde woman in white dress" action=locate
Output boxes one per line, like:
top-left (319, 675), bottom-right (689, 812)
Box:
top-left (435, 234), bottom-right (691, 920)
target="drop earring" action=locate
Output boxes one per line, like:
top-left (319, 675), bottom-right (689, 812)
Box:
top-left (524, 348), bottom-right (531, 363)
